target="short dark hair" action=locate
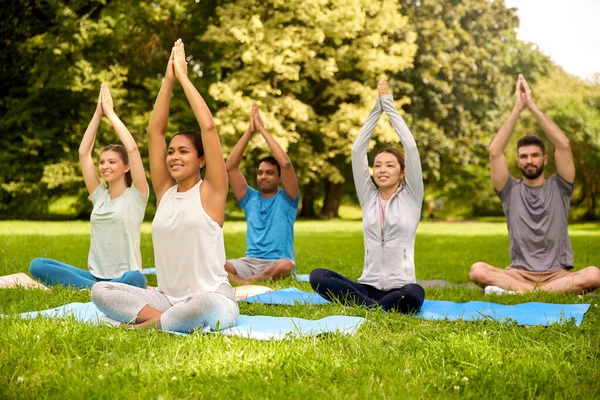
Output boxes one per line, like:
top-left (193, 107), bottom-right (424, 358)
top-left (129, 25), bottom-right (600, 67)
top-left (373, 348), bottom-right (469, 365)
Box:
top-left (102, 144), bottom-right (132, 187)
top-left (517, 135), bottom-right (545, 154)
top-left (173, 130), bottom-right (204, 158)
top-left (258, 156), bottom-right (280, 176)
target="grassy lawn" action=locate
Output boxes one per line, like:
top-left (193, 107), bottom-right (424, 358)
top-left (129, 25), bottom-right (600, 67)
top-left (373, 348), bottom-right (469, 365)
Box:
top-left (1, 220), bottom-right (599, 399)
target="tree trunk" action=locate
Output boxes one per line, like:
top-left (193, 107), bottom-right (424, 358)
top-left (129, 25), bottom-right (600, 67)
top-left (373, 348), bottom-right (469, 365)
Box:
top-left (319, 180), bottom-right (344, 219)
top-left (299, 182), bottom-right (317, 218)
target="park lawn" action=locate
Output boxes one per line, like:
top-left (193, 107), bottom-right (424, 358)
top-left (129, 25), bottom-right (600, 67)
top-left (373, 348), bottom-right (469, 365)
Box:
top-left (0, 220), bottom-right (599, 399)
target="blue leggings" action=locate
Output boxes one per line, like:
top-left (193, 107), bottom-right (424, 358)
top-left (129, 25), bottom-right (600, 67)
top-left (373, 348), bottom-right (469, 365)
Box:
top-left (310, 268), bottom-right (425, 313)
top-left (29, 258), bottom-right (147, 290)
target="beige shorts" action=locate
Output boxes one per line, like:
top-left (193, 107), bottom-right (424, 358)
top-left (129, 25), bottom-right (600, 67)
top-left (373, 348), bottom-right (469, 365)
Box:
top-left (227, 257), bottom-right (296, 279)
top-left (505, 267), bottom-right (571, 286)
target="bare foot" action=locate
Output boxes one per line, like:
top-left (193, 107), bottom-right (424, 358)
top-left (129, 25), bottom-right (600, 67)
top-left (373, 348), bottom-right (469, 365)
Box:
top-left (228, 272), bottom-right (250, 285)
top-left (123, 316), bottom-right (162, 330)
top-left (378, 79), bottom-right (390, 97)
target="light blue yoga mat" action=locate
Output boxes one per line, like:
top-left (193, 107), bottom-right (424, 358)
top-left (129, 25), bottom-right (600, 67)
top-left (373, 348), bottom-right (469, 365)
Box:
top-left (142, 268), bottom-right (156, 275)
top-left (242, 288), bottom-right (591, 326)
top-left (296, 274), bottom-right (310, 282)
top-left (12, 302), bottom-right (364, 341)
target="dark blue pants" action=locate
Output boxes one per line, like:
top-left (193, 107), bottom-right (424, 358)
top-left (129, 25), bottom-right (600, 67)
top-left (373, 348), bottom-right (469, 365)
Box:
top-left (310, 268), bottom-right (425, 313)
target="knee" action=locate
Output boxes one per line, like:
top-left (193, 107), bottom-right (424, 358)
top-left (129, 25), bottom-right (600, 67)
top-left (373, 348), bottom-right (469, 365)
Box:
top-left (469, 262), bottom-right (489, 283)
top-left (583, 266), bottom-right (600, 287)
top-left (91, 282), bottom-right (112, 305)
top-left (309, 268), bottom-right (329, 287)
top-left (122, 271), bottom-right (147, 288)
top-left (29, 258), bottom-right (46, 276)
top-left (278, 259), bottom-right (295, 275)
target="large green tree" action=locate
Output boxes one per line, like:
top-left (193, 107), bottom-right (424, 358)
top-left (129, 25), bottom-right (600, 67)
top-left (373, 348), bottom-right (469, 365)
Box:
top-left (394, 0), bottom-right (553, 216)
top-left (0, 0), bottom-right (221, 218)
top-left (202, 0), bottom-right (418, 218)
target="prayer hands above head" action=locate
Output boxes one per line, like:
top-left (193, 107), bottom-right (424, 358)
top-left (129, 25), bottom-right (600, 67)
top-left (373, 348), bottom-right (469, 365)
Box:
top-left (164, 46), bottom-right (175, 83)
top-left (519, 75), bottom-right (538, 111)
top-left (378, 79), bottom-right (390, 97)
top-left (100, 82), bottom-right (115, 117)
top-left (94, 86), bottom-right (103, 117)
top-left (514, 75), bottom-right (526, 112)
top-left (247, 104), bottom-right (256, 134)
top-left (173, 39), bottom-right (188, 82)
top-left (252, 102), bottom-right (266, 132)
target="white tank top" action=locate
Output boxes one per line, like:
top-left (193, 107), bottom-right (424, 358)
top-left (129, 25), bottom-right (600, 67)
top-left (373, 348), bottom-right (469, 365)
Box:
top-left (152, 180), bottom-right (229, 300)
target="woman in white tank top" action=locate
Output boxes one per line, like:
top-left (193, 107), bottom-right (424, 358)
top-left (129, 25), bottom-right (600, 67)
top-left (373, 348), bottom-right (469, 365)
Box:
top-left (91, 39), bottom-right (239, 333)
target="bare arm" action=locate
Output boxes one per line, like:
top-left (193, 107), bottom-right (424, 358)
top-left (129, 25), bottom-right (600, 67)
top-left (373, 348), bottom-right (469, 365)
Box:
top-left (225, 112), bottom-right (253, 201)
top-left (78, 89), bottom-right (103, 195)
top-left (101, 83), bottom-right (149, 196)
top-left (148, 47), bottom-right (177, 204)
top-left (490, 75), bottom-right (526, 192)
top-left (174, 40), bottom-right (228, 225)
top-left (521, 77), bottom-right (575, 183)
top-left (253, 103), bottom-right (299, 200)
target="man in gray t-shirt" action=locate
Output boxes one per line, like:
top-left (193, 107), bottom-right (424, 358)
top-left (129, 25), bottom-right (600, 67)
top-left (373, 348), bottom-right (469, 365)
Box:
top-left (469, 74), bottom-right (600, 294)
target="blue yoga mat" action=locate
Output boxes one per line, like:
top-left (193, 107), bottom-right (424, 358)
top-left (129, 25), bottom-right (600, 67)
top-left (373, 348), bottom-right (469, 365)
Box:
top-left (242, 288), bottom-right (591, 326)
top-left (296, 274), bottom-right (310, 282)
top-left (11, 302), bottom-right (364, 341)
top-left (142, 268), bottom-right (156, 275)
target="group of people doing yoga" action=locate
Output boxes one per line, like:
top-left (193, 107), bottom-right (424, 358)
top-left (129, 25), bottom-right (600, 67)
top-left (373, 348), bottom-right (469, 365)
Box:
top-left (28, 39), bottom-right (600, 333)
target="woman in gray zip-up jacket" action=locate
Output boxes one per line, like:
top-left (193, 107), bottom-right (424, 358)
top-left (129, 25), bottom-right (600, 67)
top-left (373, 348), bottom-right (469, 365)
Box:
top-left (310, 81), bottom-right (425, 313)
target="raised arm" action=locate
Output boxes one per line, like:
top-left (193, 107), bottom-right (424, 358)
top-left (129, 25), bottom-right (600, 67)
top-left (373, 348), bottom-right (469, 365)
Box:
top-left (78, 89), bottom-right (103, 195)
top-left (489, 75), bottom-right (525, 192)
top-left (174, 40), bottom-right (228, 225)
top-left (351, 97), bottom-right (383, 206)
top-left (521, 76), bottom-right (575, 183)
top-left (253, 103), bottom-right (299, 200)
top-left (380, 88), bottom-right (423, 206)
top-left (148, 46), bottom-right (177, 203)
top-left (100, 83), bottom-right (149, 196)
top-left (225, 109), bottom-right (253, 201)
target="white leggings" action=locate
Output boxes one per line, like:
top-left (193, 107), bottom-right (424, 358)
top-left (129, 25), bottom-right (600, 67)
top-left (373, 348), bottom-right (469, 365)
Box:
top-left (91, 282), bottom-right (239, 333)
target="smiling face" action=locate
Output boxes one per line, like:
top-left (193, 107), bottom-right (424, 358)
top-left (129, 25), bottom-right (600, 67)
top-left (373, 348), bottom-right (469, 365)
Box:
top-left (166, 134), bottom-right (205, 182)
top-left (99, 150), bottom-right (129, 185)
top-left (373, 151), bottom-right (404, 191)
top-left (257, 160), bottom-right (281, 195)
top-left (517, 144), bottom-right (547, 180)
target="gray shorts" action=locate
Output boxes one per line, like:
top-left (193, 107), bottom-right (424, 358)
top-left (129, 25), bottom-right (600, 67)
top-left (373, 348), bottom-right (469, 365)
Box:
top-left (228, 257), bottom-right (295, 279)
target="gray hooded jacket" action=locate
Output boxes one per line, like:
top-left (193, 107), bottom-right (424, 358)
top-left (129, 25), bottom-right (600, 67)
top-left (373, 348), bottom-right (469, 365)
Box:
top-left (351, 95), bottom-right (424, 290)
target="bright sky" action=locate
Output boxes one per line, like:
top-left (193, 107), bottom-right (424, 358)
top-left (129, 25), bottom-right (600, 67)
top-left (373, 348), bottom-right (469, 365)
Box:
top-left (504, 0), bottom-right (600, 80)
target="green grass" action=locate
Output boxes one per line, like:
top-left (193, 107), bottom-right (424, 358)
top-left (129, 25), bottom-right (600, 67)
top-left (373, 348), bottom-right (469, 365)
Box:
top-left (1, 220), bottom-right (599, 399)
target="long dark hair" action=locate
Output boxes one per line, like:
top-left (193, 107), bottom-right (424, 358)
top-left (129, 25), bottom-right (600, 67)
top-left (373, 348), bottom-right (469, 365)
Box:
top-left (102, 144), bottom-right (132, 187)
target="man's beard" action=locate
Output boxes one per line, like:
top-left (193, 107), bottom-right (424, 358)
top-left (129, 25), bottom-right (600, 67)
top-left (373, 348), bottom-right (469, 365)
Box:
top-left (520, 163), bottom-right (544, 180)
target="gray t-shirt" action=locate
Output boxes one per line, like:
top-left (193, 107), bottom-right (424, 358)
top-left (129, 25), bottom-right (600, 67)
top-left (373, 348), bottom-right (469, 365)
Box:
top-left (497, 174), bottom-right (574, 272)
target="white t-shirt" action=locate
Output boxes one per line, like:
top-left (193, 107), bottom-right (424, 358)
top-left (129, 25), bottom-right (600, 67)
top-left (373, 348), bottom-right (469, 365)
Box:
top-left (152, 180), bottom-right (230, 301)
top-left (88, 184), bottom-right (148, 279)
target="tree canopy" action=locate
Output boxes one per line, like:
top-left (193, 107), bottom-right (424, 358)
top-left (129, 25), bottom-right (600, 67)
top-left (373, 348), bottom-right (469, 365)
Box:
top-left (1, 0), bottom-right (598, 220)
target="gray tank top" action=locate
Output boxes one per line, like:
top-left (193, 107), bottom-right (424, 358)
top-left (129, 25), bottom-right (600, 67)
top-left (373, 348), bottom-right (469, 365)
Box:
top-left (498, 174), bottom-right (574, 272)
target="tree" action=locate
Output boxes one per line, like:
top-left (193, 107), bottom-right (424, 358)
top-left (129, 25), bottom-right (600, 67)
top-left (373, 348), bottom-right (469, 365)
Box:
top-left (0, 0), bottom-right (221, 218)
top-left (202, 0), bottom-right (417, 218)
top-left (394, 0), bottom-right (553, 217)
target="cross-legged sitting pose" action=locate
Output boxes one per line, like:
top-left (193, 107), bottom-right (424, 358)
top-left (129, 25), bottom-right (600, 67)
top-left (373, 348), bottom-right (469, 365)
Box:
top-left (310, 80), bottom-right (425, 313)
top-left (92, 39), bottom-right (239, 332)
top-left (30, 83), bottom-right (148, 289)
top-left (469, 74), bottom-right (600, 294)
top-left (224, 103), bottom-right (300, 284)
